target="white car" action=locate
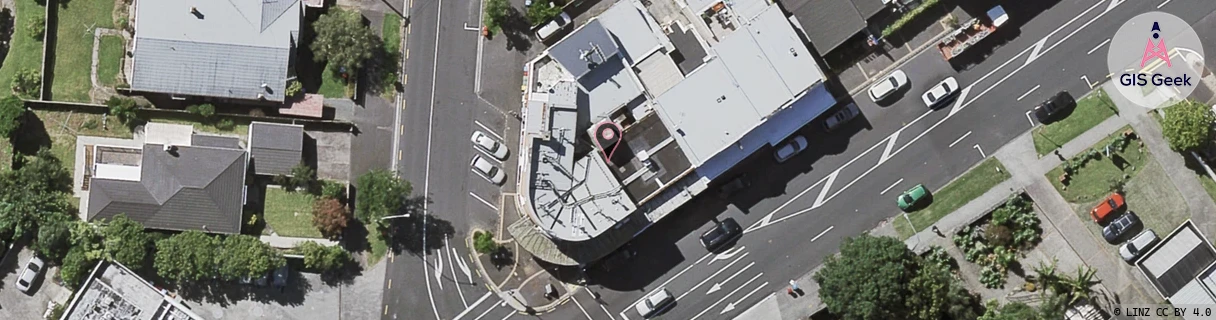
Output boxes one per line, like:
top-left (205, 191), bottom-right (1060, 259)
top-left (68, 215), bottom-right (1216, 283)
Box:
top-left (634, 288), bottom-right (675, 318)
top-left (1120, 230), bottom-right (1160, 263)
top-left (471, 131), bottom-right (508, 160)
top-left (868, 70), bottom-right (909, 102)
top-left (471, 155), bottom-right (506, 185)
top-left (774, 135), bottom-right (808, 163)
top-left (16, 256), bottom-right (45, 293)
top-left (921, 77), bottom-right (959, 108)
top-left (536, 12), bottom-right (572, 42)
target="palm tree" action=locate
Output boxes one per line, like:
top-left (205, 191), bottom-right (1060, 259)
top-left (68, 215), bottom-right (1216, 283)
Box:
top-left (1033, 260), bottom-right (1099, 305)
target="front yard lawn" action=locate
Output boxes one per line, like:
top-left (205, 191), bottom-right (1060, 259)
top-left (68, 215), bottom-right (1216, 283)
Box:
top-left (263, 187), bottom-right (322, 238)
top-left (1071, 159), bottom-right (1187, 247)
top-left (50, 0), bottom-right (117, 102)
top-left (894, 158), bottom-right (1011, 239)
top-left (1032, 89), bottom-right (1118, 155)
top-left (317, 69), bottom-right (351, 98)
top-left (1047, 126), bottom-right (1146, 203)
top-left (18, 110), bottom-right (133, 176)
top-left (97, 35), bottom-right (124, 87)
top-left (0, 0), bottom-right (47, 99)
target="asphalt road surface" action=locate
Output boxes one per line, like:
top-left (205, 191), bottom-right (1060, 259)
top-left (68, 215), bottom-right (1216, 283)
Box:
top-left (536, 1), bottom-right (1216, 320)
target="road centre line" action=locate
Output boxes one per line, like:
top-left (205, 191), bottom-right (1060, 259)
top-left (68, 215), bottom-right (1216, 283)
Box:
top-left (679, 252), bottom-right (749, 300)
top-left (621, 252), bottom-right (714, 314)
top-left (454, 292), bottom-right (495, 320)
top-left (949, 131), bottom-right (973, 148)
top-left (470, 192), bottom-right (498, 210)
top-left (475, 120), bottom-right (505, 141)
top-left (880, 178), bottom-right (904, 195)
top-left (690, 273), bottom-right (764, 320)
top-left (811, 226), bottom-right (835, 242)
top-left (1088, 38), bottom-right (1111, 55)
top-left (1016, 85), bottom-right (1041, 101)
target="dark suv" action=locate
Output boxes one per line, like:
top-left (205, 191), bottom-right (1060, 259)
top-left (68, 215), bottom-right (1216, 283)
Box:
top-left (700, 218), bottom-right (743, 253)
top-left (1033, 91), bottom-right (1075, 123)
top-left (1103, 211), bottom-right (1141, 243)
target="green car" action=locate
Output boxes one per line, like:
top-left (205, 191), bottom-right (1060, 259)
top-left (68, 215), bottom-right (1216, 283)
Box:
top-left (897, 184), bottom-right (930, 211)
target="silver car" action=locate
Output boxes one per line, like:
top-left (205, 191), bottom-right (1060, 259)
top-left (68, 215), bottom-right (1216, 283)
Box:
top-left (634, 288), bottom-right (675, 318)
top-left (1120, 230), bottom-right (1159, 263)
top-left (471, 131), bottom-right (508, 160)
top-left (921, 77), bottom-right (959, 108)
top-left (868, 70), bottom-right (909, 102)
top-left (471, 155), bottom-right (506, 185)
top-left (17, 256), bottom-right (45, 293)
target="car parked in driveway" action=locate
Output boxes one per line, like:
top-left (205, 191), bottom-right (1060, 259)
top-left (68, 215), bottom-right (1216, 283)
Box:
top-left (1103, 211), bottom-right (1141, 243)
top-left (16, 256), bottom-right (45, 293)
top-left (1119, 230), bottom-right (1159, 263)
top-left (921, 77), bottom-right (959, 108)
top-left (470, 155), bottom-right (507, 185)
top-left (868, 70), bottom-right (909, 102)
top-left (1090, 193), bottom-right (1125, 224)
top-left (774, 136), bottom-right (807, 163)
top-left (823, 103), bottom-right (861, 132)
top-left (471, 131), bottom-right (508, 160)
top-left (1032, 91), bottom-right (1076, 123)
top-left (536, 12), bottom-right (573, 42)
top-left (700, 218), bottom-right (742, 253)
top-left (897, 184), bottom-right (931, 211)
top-left (634, 288), bottom-right (675, 318)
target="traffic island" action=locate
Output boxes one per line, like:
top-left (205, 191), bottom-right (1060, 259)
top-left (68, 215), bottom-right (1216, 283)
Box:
top-left (468, 227), bottom-right (579, 314)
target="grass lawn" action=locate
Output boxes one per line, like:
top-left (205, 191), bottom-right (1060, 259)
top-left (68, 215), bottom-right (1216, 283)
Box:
top-left (382, 14), bottom-right (402, 55)
top-left (1047, 126), bottom-right (1146, 203)
top-left (97, 35), bottom-right (124, 87)
top-left (317, 68), bottom-right (352, 98)
top-left (1032, 89), bottom-right (1118, 155)
top-left (1072, 158), bottom-right (1187, 246)
top-left (368, 228), bottom-right (388, 265)
top-left (23, 110), bottom-right (133, 175)
top-left (50, 0), bottom-right (117, 102)
top-left (1201, 174), bottom-right (1216, 205)
top-left (0, 0), bottom-right (47, 99)
top-left (263, 187), bottom-right (322, 238)
top-left (894, 158), bottom-right (1011, 239)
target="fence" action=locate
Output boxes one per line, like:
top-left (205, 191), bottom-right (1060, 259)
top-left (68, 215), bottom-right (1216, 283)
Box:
top-left (23, 99), bottom-right (357, 131)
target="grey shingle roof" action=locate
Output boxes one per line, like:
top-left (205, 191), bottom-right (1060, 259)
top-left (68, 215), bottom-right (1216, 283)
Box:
top-left (783, 0), bottom-right (867, 53)
top-left (249, 122), bottom-right (303, 176)
top-left (88, 144), bottom-right (247, 234)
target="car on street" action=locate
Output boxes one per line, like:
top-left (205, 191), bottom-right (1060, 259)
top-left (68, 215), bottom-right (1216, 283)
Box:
top-left (634, 288), bottom-right (675, 318)
top-left (536, 12), bottom-right (573, 42)
top-left (868, 70), bottom-right (909, 102)
top-left (1119, 230), bottom-right (1159, 263)
top-left (471, 155), bottom-right (507, 185)
top-left (921, 77), bottom-right (959, 108)
top-left (16, 256), bottom-right (45, 293)
top-left (1090, 193), bottom-right (1126, 224)
top-left (700, 218), bottom-right (743, 253)
top-left (774, 135), bottom-right (808, 163)
top-left (1103, 211), bottom-right (1141, 243)
top-left (823, 103), bottom-right (861, 132)
top-left (897, 184), bottom-right (931, 211)
top-left (471, 131), bottom-right (509, 160)
top-left (1032, 91), bottom-right (1076, 123)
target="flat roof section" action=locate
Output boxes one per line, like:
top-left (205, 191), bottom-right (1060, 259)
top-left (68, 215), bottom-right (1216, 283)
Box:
top-left (666, 22), bottom-right (707, 74)
top-left (655, 59), bottom-right (757, 165)
top-left (634, 51), bottom-right (684, 96)
top-left (1138, 221), bottom-right (1216, 298)
top-left (598, 1), bottom-right (668, 65)
top-left (550, 20), bottom-right (620, 79)
top-left (63, 261), bottom-right (204, 320)
top-left (579, 56), bottom-right (644, 120)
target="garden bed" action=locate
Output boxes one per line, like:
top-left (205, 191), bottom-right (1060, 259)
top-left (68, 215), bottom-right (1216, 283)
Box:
top-left (894, 158), bottom-right (1010, 239)
top-left (951, 194), bottom-right (1041, 289)
top-left (1032, 89), bottom-right (1118, 155)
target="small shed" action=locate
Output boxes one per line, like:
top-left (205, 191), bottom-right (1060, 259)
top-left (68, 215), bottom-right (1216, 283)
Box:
top-left (249, 122), bottom-right (304, 176)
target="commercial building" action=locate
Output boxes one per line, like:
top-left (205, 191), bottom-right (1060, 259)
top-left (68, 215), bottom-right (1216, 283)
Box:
top-left (60, 261), bottom-right (204, 320)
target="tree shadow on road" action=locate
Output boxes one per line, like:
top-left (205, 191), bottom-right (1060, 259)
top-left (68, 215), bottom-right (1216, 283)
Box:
top-left (381, 196), bottom-right (456, 257)
top-left (498, 8), bottom-right (533, 52)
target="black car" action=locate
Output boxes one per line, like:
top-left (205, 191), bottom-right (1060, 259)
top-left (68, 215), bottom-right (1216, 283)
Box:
top-left (1032, 91), bottom-right (1076, 123)
top-left (1103, 211), bottom-right (1141, 243)
top-left (700, 218), bottom-right (743, 252)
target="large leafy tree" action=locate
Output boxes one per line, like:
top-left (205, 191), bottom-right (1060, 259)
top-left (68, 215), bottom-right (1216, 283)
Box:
top-left (1161, 99), bottom-right (1215, 151)
top-left (299, 241), bottom-right (349, 273)
top-left (34, 214), bottom-right (72, 262)
top-left (0, 148), bottom-right (73, 239)
top-left (355, 170), bottom-right (412, 226)
top-left (216, 235), bottom-right (285, 280)
top-left (311, 10), bottom-right (378, 74)
top-left (313, 197), bottom-right (350, 239)
top-left (60, 246), bottom-right (99, 288)
top-left (101, 214), bottom-right (152, 270)
top-left (0, 95), bottom-right (25, 139)
top-left (154, 231), bottom-right (220, 283)
top-left (70, 220), bottom-right (105, 260)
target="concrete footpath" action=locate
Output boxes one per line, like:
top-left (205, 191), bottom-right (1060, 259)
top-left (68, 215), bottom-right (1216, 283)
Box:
top-left (741, 81), bottom-right (1216, 319)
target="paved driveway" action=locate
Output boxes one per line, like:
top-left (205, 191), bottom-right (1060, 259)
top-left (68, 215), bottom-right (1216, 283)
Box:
top-left (0, 245), bottom-right (72, 319)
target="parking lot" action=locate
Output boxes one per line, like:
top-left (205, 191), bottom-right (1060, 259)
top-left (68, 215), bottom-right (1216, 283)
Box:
top-left (0, 244), bottom-right (73, 319)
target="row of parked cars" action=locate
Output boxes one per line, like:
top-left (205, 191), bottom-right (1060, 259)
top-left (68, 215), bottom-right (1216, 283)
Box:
top-left (470, 131), bottom-right (510, 185)
top-left (1090, 193), bottom-right (1160, 263)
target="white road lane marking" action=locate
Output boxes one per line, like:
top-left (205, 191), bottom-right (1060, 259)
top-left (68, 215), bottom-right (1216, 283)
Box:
top-left (946, 85), bottom-right (972, 117)
top-left (710, 246), bottom-right (744, 264)
top-left (1025, 110), bottom-right (1037, 127)
top-left (499, 310), bottom-right (514, 320)
top-left (620, 252), bottom-right (714, 315)
top-left (949, 131), bottom-right (973, 148)
top-left (880, 178), bottom-right (904, 195)
top-left (878, 129), bottom-right (900, 164)
top-left (475, 120), bottom-right (505, 141)
top-left (1087, 38), bottom-right (1111, 55)
top-left (434, 255), bottom-right (444, 290)
top-left (1157, 0), bottom-right (1171, 9)
top-left (470, 192), bottom-right (498, 210)
top-left (584, 288), bottom-right (617, 320)
top-left (472, 301), bottom-right (498, 320)
top-left (599, 304), bottom-right (617, 320)
top-left (1016, 85), bottom-right (1041, 101)
top-left (720, 281), bottom-right (769, 315)
top-left (1106, 0), bottom-right (1123, 13)
top-left (454, 292), bottom-right (494, 320)
top-left (455, 248), bottom-right (474, 284)
top-left (445, 238), bottom-right (468, 306)
top-left (811, 170), bottom-right (838, 209)
top-left (811, 226), bottom-right (835, 242)
top-left (1082, 75), bottom-right (1094, 88)
top-left (571, 296), bottom-right (595, 320)
top-left (706, 260), bottom-right (755, 296)
top-left (421, 0), bottom-right (445, 317)
top-left (679, 252), bottom-right (748, 300)
top-left (690, 273), bottom-right (764, 320)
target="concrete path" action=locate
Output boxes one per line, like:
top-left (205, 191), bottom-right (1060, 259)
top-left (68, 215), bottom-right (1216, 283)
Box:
top-left (260, 234), bottom-right (340, 249)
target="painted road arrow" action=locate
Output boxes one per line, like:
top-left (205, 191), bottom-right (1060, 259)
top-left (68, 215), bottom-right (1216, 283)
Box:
top-left (707, 261), bottom-right (755, 295)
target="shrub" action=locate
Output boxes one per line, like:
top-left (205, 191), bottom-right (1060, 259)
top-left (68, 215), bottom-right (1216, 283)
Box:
top-left (27, 16), bottom-right (44, 39)
top-left (880, 0), bottom-right (941, 38)
top-left (312, 197), bottom-right (351, 239)
top-left (81, 119), bottom-right (99, 130)
top-left (186, 103), bottom-right (216, 119)
top-left (214, 118), bottom-right (236, 131)
top-left (105, 96), bottom-right (141, 128)
top-left (12, 68), bottom-right (41, 98)
top-left (286, 80), bottom-right (303, 98)
top-left (321, 180), bottom-right (346, 200)
top-left (984, 224), bottom-right (1013, 247)
top-left (273, 174), bottom-right (292, 189)
top-left (299, 241), bottom-right (350, 272)
top-left (474, 231), bottom-right (498, 254)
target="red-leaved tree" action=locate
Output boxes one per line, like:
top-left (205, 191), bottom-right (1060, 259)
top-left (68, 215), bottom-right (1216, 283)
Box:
top-left (312, 197), bottom-right (351, 240)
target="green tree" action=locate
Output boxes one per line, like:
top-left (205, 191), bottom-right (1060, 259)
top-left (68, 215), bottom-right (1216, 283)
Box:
top-left (355, 170), bottom-right (412, 226)
top-left (286, 80), bottom-right (303, 98)
top-left (101, 214), bottom-right (151, 270)
top-left (482, 0), bottom-right (510, 34)
top-left (216, 235), bottom-right (285, 280)
top-left (186, 103), bottom-right (216, 120)
top-left (299, 241), bottom-right (350, 272)
top-left (69, 220), bottom-right (104, 260)
top-left (290, 163), bottom-right (316, 191)
top-left (12, 68), bottom-right (40, 99)
top-left (312, 197), bottom-right (350, 240)
top-left (815, 235), bottom-right (919, 320)
top-left (154, 231), bottom-right (220, 283)
top-left (474, 231), bottom-right (499, 254)
top-left (1161, 99), bottom-right (1215, 151)
top-left (105, 96), bottom-right (141, 128)
top-left (311, 10), bottom-right (379, 74)
top-left (526, 0), bottom-right (562, 26)
top-left (906, 263), bottom-right (979, 320)
top-left (34, 214), bottom-right (72, 262)
top-left (0, 149), bottom-right (73, 240)
top-left (0, 95), bottom-right (26, 139)
top-left (59, 246), bottom-right (99, 288)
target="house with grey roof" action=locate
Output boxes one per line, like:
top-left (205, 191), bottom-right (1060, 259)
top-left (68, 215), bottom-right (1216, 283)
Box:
top-left (77, 123), bottom-right (249, 234)
top-left (129, 0), bottom-right (301, 103)
top-left (249, 122), bottom-right (304, 176)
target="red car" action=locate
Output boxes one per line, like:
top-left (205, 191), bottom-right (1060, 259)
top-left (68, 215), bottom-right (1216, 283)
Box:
top-left (1090, 193), bottom-right (1126, 224)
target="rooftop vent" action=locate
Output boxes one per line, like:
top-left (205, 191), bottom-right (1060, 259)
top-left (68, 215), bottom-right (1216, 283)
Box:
top-left (163, 144), bottom-right (176, 152)
top-left (257, 93), bottom-right (266, 100)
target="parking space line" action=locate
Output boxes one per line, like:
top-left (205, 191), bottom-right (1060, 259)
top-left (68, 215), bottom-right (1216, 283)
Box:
top-left (1157, 0), bottom-right (1171, 9)
top-left (571, 296), bottom-right (595, 320)
top-left (474, 120), bottom-right (504, 141)
top-left (1087, 38), bottom-right (1110, 55)
top-left (1016, 85), bottom-right (1040, 101)
top-left (811, 226), bottom-right (834, 242)
top-left (470, 192), bottom-right (498, 210)
top-left (879, 178), bottom-right (903, 195)
top-left (948, 131), bottom-right (972, 148)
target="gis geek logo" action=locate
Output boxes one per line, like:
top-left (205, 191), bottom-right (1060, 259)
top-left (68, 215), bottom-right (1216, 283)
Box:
top-left (1107, 12), bottom-right (1204, 109)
